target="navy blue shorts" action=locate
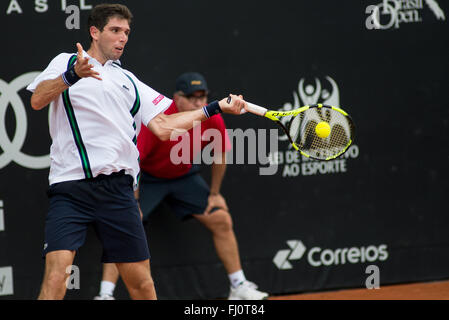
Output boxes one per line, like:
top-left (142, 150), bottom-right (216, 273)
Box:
top-left (43, 170), bottom-right (150, 263)
top-left (139, 169), bottom-right (211, 222)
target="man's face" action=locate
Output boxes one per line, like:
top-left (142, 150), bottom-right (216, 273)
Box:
top-left (175, 90), bottom-right (208, 112)
top-left (92, 16), bottom-right (130, 61)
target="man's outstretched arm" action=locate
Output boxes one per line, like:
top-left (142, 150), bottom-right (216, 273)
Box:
top-left (148, 94), bottom-right (246, 141)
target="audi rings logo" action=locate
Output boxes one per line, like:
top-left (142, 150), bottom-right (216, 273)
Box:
top-left (0, 72), bottom-right (50, 170)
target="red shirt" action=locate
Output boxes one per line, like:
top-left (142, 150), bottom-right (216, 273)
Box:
top-left (138, 102), bottom-right (231, 179)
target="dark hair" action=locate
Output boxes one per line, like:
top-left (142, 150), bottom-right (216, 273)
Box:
top-left (87, 4), bottom-right (133, 41)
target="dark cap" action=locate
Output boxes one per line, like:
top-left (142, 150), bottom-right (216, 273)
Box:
top-left (175, 72), bottom-right (208, 95)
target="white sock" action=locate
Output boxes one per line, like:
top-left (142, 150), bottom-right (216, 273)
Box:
top-left (99, 280), bottom-right (116, 296)
top-left (229, 270), bottom-right (246, 288)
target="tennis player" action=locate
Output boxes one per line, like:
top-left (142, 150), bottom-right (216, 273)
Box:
top-left (27, 4), bottom-right (246, 300)
top-left (94, 72), bottom-right (268, 300)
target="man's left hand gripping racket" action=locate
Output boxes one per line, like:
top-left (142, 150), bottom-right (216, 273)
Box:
top-left (227, 96), bottom-right (356, 161)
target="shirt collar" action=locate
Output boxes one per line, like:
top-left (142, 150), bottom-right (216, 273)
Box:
top-left (82, 51), bottom-right (121, 66)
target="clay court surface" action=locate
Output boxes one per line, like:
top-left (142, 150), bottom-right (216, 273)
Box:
top-left (269, 280), bottom-right (449, 300)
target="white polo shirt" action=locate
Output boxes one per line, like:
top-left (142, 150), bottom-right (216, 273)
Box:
top-left (27, 51), bottom-right (172, 188)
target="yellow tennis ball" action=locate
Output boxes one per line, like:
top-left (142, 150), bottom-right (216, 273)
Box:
top-left (315, 121), bottom-right (331, 138)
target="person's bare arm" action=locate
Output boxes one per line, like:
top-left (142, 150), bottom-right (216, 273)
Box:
top-left (30, 43), bottom-right (102, 110)
top-left (147, 108), bottom-right (205, 141)
top-left (30, 77), bottom-right (70, 110)
top-left (147, 94), bottom-right (246, 141)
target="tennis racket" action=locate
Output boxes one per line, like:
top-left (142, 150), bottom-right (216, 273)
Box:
top-left (228, 96), bottom-right (355, 161)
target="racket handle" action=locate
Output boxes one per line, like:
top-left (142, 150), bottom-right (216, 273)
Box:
top-left (246, 102), bottom-right (268, 116)
top-left (226, 95), bottom-right (267, 116)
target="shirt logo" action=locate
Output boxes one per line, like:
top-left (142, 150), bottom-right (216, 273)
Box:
top-left (122, 84), bottom-right (130, 91)
top-left (152, 94), bottom-right (165, 106)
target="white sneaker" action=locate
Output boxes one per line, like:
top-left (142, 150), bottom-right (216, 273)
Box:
top-left (94, 294), bottom-right (115, 300)
top-left (246, 280), bottom-right (258, 290)
top-left (228, 281), bottom-right (269, 300)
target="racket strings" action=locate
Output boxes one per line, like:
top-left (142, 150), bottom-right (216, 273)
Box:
top-left (288, 107), bottom-right (353, 160)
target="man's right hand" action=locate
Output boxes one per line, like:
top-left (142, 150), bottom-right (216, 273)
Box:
top-left (74, 43), bottom-right (102, 81)
top-left (219, 94), bottom-right (247, 115)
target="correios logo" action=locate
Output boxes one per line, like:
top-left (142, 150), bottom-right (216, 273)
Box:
top-left (273, 240), bottom-right (307, 270)
top-left (273, 240), bottom-right (389, 270)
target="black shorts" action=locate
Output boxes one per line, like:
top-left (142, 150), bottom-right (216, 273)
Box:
top-left (43, 171), bottom-right (150, 263)
top-left (139, 169), bottom-right (211, 222)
